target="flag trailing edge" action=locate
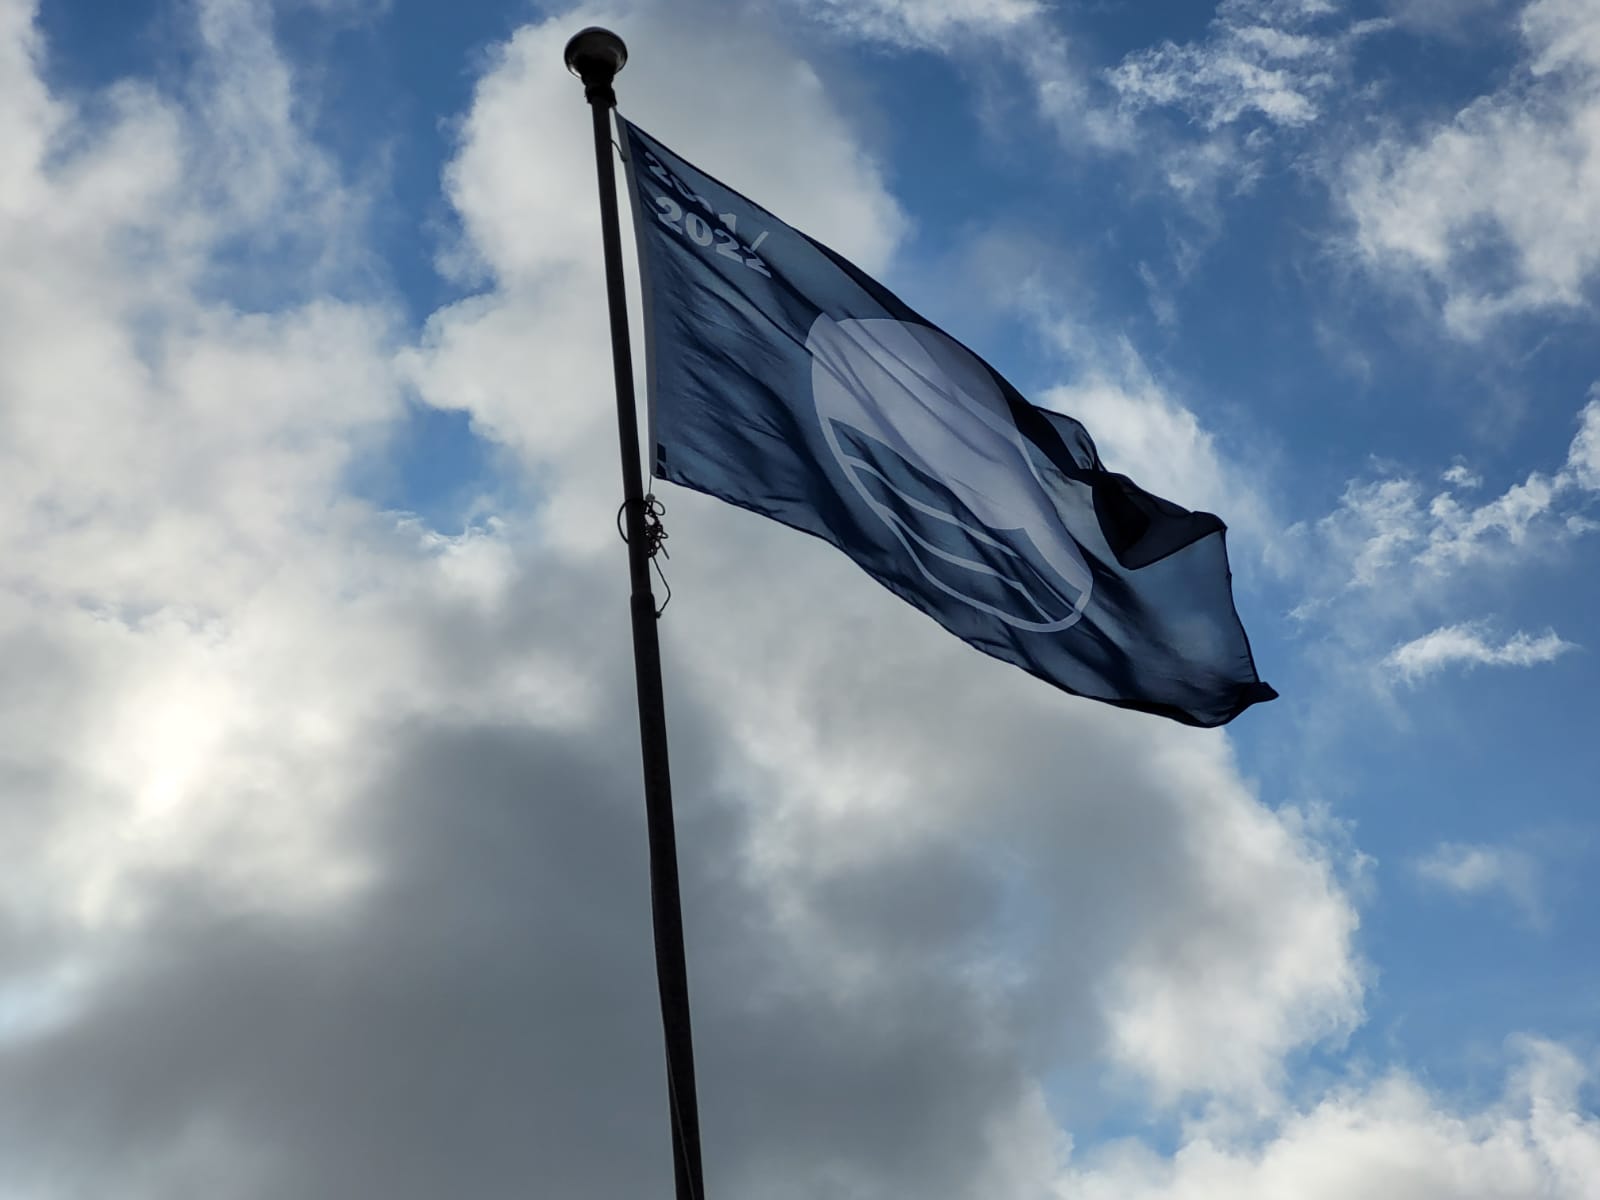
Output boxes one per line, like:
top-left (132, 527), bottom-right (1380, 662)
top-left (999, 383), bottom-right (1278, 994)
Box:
top-left (617, 114), bottom-right (1277, 728)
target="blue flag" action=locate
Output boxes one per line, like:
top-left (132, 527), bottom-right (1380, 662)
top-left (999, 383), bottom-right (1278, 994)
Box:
top-left (619, 117), bottom-right (1276, 727)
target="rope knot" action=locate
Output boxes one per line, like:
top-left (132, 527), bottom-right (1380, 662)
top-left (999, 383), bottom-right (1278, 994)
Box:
top-left (617, 494), bottom-right (673, 617)
top-left (640, 494), bottom-right (670, 563)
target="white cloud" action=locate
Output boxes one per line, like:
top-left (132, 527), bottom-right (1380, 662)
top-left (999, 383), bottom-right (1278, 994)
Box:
top-left (1523, 0), bottom-right (1600, 74)
top-left (1065, 1039), bottom-right (1600, 1199)
top-left (1095, 762), bottom-right (1362, 1106)
top-left (797, 0), bottom-right (1041, 50)
top-left (1292, 391), bottom-right (1600, 624)
top-left (1280, 389), bottom-right (1600, 697)
top-left (1386, 623), bottom-right (1577, 683)
top-left (1415, 841), bottom-right (1545, 924)
top-left (1566, 394), bottom-right (1600, 489)
top-left (1109, 0), bottom-right (1386, 132)
top-left (0, 0), bottom-right (412, 932)
top-left (1343, 0), bottom-right (1600, 334)
top-left (785, 0), bottom-right (1133, 160)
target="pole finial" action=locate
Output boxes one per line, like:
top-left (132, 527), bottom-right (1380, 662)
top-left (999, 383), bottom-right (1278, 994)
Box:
top-left (565, 27), bottom-right (627, 103)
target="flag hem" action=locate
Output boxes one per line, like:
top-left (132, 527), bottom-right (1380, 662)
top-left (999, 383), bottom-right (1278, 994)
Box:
top-left (617, 110), bottom-right (664, 480)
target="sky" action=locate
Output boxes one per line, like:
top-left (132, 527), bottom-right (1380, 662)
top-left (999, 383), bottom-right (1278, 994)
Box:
top-left (2, 0), bottom-right (1599, 1195)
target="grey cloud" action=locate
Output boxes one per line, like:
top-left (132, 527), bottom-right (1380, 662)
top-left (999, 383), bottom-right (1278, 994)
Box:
top-left (0, 724), bottom-right (673, 1199)
top-left (0, 676), bottom-right (1044, 1199)
top-left (7, 1), bottom-right (1532, 1197)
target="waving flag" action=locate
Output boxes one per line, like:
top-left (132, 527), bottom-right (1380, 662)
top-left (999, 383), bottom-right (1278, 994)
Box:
top-left (619, 116), bottom-right (1276, 727)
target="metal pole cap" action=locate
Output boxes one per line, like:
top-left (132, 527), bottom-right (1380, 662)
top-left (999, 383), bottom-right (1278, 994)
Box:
top-left (564, 27), bottom-right (628, 85)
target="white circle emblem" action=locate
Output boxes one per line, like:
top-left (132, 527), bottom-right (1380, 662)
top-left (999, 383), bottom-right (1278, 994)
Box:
top-left (807, 315), bottom-right (1092, 632)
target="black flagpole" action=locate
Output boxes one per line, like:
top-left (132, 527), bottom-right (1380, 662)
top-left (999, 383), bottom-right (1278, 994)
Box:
top-left (564, 27), bottom-right (707, 1200)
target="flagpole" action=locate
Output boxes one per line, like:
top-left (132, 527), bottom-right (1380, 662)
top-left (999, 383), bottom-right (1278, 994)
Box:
top-left (565, 27), bottom-right (707, 1200)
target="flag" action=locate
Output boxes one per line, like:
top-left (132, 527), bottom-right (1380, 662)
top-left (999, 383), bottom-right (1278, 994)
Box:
top-left (618, 116), bottom-right (1276, 727)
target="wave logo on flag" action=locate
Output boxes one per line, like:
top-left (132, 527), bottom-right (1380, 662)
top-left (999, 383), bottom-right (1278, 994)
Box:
top-left (807, 315), bottom-right (1094, 632)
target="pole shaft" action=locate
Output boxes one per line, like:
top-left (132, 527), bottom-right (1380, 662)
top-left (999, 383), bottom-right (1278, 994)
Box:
top-left (582, 85), bottom-right (707, 1200)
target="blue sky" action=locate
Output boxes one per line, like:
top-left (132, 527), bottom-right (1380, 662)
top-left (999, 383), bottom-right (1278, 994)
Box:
top-left (4, 0), bottom-right (1599, 1195)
